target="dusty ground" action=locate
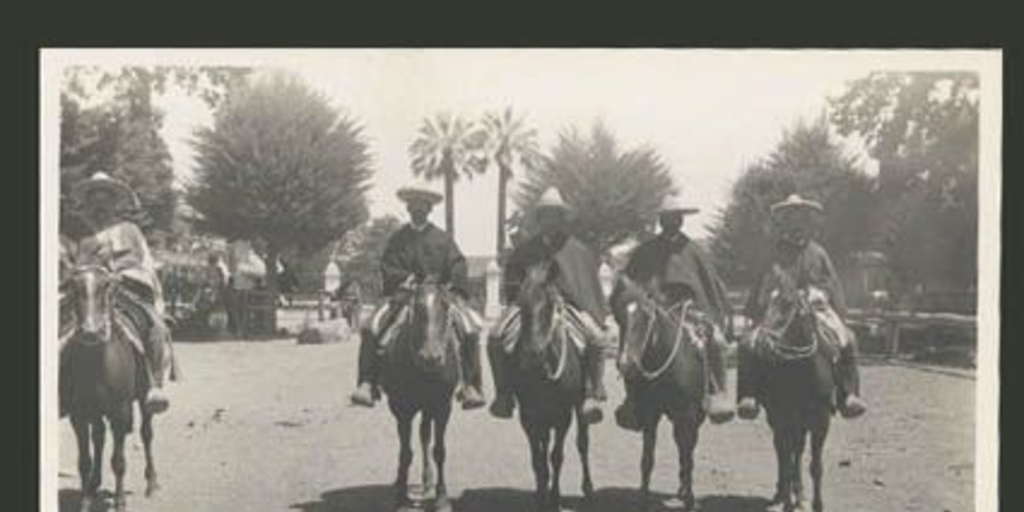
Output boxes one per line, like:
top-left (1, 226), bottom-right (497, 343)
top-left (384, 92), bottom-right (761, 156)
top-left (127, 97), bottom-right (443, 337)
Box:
top-left (57, 330), bottom-right (975, 512)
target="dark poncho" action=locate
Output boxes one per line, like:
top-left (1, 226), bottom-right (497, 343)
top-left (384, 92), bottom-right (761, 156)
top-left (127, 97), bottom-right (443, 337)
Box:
top-left (503, 232), bottom-right (608, 321)
top-left (610, 232), bottom-right (732, 328)
top-left (380, 223), bottom-right (469, 299)
top-left (745, 239), bottom-right (847, 324)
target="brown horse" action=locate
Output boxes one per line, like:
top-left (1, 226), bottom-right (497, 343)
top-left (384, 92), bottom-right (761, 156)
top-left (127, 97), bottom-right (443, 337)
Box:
top-left (753, 283), bottom-right (836, 512)
top-left (616, 276), bottom-right (709, 511)
top-left (512, 262), bottom-right (594, 512)
top-left (379, 279), bottom-right (460, 512)
top-left (60, 261), bottom-right (160, 512)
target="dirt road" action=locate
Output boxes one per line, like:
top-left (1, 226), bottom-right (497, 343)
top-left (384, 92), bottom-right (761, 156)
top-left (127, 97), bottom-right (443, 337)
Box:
top-left (57, 337), bottom-right (975, 512)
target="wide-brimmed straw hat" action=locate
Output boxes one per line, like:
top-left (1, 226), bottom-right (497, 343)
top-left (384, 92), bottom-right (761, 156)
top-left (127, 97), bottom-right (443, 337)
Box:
top-left (396, 186), bottom-right (444, 206)
top-left (535, 187), bottom-right (570, 212)
top-left (659, 195), bottom-right (700, 215)
top-left (73, 172), bottom-right (140, 209)
top-left (770, 194), bottom-right (823, 215)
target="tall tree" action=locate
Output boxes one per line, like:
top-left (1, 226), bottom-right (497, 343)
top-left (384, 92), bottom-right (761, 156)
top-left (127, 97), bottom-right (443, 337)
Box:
top-left (479, 107), bottom-right (543, 259)
top-left (60, 65), bottom-right (250, 238)
top-left (708, 116), bottom-right (877, 288)
top-left (408, 113), bottom-right (487, 237)
top-left (188, 73), bottom-right (373, 318)
top-left (830, 72), bottom-right (979, 296)
top-left (516, 121), bottom-right (676, 255)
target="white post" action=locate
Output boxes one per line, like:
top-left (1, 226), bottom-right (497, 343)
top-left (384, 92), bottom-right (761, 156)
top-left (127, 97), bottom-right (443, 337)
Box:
top-left (485, 259), bottom-right (502, 320)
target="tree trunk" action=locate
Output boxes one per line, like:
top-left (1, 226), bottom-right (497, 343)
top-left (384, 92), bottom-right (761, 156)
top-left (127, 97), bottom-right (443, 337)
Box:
top-left (445, 172), bottom-right (456, 237)
top-left (496, 162), bottom-right (510, 259)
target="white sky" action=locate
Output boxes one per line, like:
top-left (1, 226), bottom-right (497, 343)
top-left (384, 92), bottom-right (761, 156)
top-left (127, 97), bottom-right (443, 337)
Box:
top-left (57, 49), bottom-right (993, 256)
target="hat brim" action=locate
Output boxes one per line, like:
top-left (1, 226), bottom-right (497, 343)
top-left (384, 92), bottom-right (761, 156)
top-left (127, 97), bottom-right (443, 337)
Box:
top-left (771, 200), bottom-right (823, 215)
top-left (660, 207), bottom-right (700, 215)
top-left (74, 179), bottom-right (140, 209)
top-left (396, 189), bottom-right (443, 205)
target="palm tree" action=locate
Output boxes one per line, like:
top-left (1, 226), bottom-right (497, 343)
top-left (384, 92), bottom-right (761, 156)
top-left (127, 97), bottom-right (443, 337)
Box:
top-left (480, 108), bottom-right (542, 258)
top-left (409, 113), bottom-right (487, 238)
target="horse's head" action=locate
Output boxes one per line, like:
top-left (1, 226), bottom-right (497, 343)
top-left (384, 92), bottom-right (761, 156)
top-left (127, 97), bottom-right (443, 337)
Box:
top-left (405, 276), bottom-right (453, 372)
top-left (615, 275), bottom-right (689, 379)
top-left (517, 261), bottom-right (564, 370)
top-left (762, 280), bottom-right (818, 352)
top-left (64, 262), bottom-right (121, 345)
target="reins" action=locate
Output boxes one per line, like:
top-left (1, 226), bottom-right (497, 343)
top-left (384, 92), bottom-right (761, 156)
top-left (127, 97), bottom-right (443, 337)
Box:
top-left (628, 297), bottom-right (691, 381)
top-left (757, 292), bottom-right (819, 361)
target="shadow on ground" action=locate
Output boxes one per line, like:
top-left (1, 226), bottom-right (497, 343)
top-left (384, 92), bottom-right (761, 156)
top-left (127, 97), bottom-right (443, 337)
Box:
top-left (291, 485), bottom-right (771, 512)
top-left (59, 488), bottom-right (131, 512)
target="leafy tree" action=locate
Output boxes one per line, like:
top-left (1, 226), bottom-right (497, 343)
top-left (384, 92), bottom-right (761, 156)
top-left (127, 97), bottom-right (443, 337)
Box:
top-left (708, 116), bottom-right (877, 288)
top-left (335, 215), bottom-right (404, 301)
top-left (408, 113), bottom-right (487, 237)
top-left (515, 121), bottom-right (676, 255)
top-left (830, 72), bottom-right (979, 296)
top-left (188, 73), bottom-right (373, 310)
top-left (60, 65), bottom-right (250, 238)
top-left (478, 107), bottom-right (543, 258)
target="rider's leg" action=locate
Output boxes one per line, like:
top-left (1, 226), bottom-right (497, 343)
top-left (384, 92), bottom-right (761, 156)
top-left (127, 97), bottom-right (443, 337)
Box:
top-left (577, 311), bottom-right (608, 425)
top-left (458, 331), bottom-right (486, 410)
top-left (141, 311), bottom-right (171, 415)
top-left (705, 324), bottom-right (735, 424)
top-left (836, 330), bottom-right (867, 418)
top-left (736, 333), bottom-right (763, 420)
top-left (487, 307), bottom-right (518, 419)
top-left (59, 345), bottom-right (70, 418)
top-left (351, 302), bottom-right (395, 407)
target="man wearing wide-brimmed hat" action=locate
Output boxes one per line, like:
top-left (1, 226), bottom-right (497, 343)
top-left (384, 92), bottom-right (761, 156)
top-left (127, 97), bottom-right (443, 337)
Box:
top-left (737, 193), bottom-right (867, 420)
top-left (487, 187), bottom-right (611, 424)
top-left (350, 185), bottom-right (486, 410)
top-left (64, 172), bottom-right (175, 415)
top-left (608, 195), bottom-right (736, 430)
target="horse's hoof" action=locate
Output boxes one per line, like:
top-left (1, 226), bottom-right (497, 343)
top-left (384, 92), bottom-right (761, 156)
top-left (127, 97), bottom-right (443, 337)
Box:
top-left (78, 495), bottom-right (92, 512)
top-left (114, 496), bottom-right (127, 512)
top-left (145, 479), bottom-right (161, 497)
top-left (581, 480), bottom-right (594, 499)
top-left (434, 497), bottom-right (453, 512)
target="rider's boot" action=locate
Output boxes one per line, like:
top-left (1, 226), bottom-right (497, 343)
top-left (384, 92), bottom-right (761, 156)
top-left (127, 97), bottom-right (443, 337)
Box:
top-left (458, 333), bottom-right (486, 410)
top-left (705, 329), bottom-right (735, 424)
top-left (143, 322), bottom-right (171, 415)
top-left (351, 328), bottom-right (381, 407)
top-left (836, 340), bottom-right (867, 419)
top-left (581, 343), bottom-right (607, 425)
top-left (487, 335), bottom-right (515, 419)
top-left (736, 339), bottom-right (761, 420)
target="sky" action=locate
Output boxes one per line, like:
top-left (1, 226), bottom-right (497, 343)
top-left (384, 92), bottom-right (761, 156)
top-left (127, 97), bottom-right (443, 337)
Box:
top-left (116, 50), bottom-right (961, 255)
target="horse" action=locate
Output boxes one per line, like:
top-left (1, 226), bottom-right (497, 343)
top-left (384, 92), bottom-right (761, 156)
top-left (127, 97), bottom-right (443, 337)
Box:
top-left (378, 278), bottom-right (460, 512)
top-left (751, 280), bottom-right (837, 512)
top-left (615, 276), bottom-right (711, 511)
top-left (512, 261), bottom-right (594, 512)
top-left (60, 259), bottom-right (160, 512)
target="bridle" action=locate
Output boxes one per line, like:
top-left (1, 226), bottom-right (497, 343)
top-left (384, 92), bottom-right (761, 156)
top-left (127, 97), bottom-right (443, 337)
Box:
top-left (64, 263), bottom-right (120, 347)
top-left (622, 285), bottom-right (697, 381)
top-left (756, 287), bottom-right (819, 361)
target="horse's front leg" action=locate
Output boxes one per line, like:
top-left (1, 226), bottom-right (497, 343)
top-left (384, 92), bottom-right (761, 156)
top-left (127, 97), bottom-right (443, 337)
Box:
top-left (672, 415), bottom-right (700, 511)
top-left (70, 416), bottom-right (93, 512)
top-left (640, 414), bottom-right (659, 510)
top-left (394, 413), bottom-right (414, 509)
top-left (110, 422), bottom-right (128, 512)
top-left (88, 418), bottom-right (106, 495)
top-left (419, 415), bottom-right (435, 501)
top-left (810, 421), bottom-right (829, 512)
top-left (771, 427), bottom-right (791, 508)
top-left (141, 409), bottom-right (160, 497)
top-left (575, 406), bottom-right (594, 499)
top-left (433, 407), bottom-right (453, 512)
top-left (548, 422), bottom-right (569, 511)
top-left (527, 425), bottom-right (552, 512)
top-left (792, 428), bottom-right (808, 511)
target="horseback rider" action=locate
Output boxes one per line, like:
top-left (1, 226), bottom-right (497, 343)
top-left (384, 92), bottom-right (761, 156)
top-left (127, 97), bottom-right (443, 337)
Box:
top-left (350, 185), bottom-right (487, 410)
top-left (609, 196), bottom-right (736, 429)
top-left (487, 187), bottom-right (611, 424)
top-left (62, 172), bottom-right (174, 415)
top-left (736, 194), bottom-right (868, 420)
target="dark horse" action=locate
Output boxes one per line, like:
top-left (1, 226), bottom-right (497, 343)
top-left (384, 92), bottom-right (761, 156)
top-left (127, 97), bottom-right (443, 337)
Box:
top-left (60, 260), bottom-right (160, 512)
top-left (512, 261), bottom-right (594, 512)
top-left (379, 278), bottom-right (460, 512)
top-left (753, 282), bottom-right (836, 512)
top-left (616, 276), bottom-right (709, 511)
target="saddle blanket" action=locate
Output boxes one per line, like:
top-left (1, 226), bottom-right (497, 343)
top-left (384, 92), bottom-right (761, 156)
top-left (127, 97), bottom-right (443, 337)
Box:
top-left (490, 304), bottom-right (598, 354)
